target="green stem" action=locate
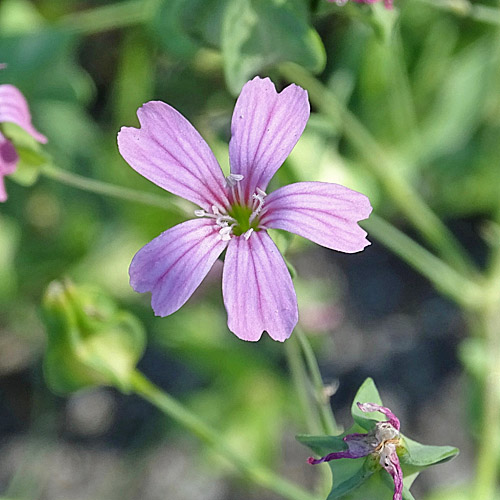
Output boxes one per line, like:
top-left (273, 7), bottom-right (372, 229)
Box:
top-left (474, 212), bottom-right (500, 498)
top-left (130, 370), bottom-right (321, 500)
top-left (280, 64), bottom-right (477, 279)
top-left (472, 307), bottom-right (500, 499)
top-left (57, 0), bottom-right (155, 35)
top-left (295, 328), bottom-right (338, 436)
top-left (285, 337), bottom-right (321, 434)
top-left (363, 214), bottom-right (483, 310)
top-left (42, 164), bottom-right (190, 216)
top-left (414, 0), bottom-right (500, 26)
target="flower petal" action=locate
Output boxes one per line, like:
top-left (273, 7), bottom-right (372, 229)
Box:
top-left (129, 218), bottom-right (227, 317)
top-left (222, 231), bottom-right (297, 342)
top-left (0, 133), bottom-right (19, 202)
top-left (383, 450), bottom-right (403, 500)
top-left (0, 84), bottom-right (47, 143)
top-left (118, 101), bottom-right (229, 210)
top-left (261, 181), bottom-right (372, 253)
top-left (228, 77), bottom-right (309, 200)
top-left (307, 432), bottom-right (372, 464)
top-left (357, 402), bottom-right (400, 431)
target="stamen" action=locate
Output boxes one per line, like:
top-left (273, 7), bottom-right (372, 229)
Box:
top-left (225, 173), bottom-right (244, 188)
top-left (225, 173), bottom-right (244, 204)
top-left (219, 226), bottom-right (232, 241)
top-left (243, 228), bottom-right (254, 240)
top-left (249, 187), bottom-right (267, 224)
top-left (194, 205), bottom-right (237, 241)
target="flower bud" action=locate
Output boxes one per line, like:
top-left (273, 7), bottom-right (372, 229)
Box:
top-left (42, 280), bottom-right (145, 394)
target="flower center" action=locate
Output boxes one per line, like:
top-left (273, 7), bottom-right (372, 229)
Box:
top-left (194, 175), bottom-right (266, 241)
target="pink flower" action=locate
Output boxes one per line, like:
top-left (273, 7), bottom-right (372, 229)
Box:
top-left (328, 0), bottom-right (393, 9)
top-left (118, 77), bottom-right (372, 342)
top-left (308, 402), bottom-right (403, 500)
top-left (0, 73), bottom-right (47, 202)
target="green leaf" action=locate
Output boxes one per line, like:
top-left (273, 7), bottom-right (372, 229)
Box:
top-left (221, 0), bottom-right (326, 94)
top-left (297, 433), bottom-right (354, 457)
top-left (328, 460), bottom-right (375, 500)
top-left (1, 122), bottom-right (51, 186)
top-left (351, 377), bottom-right (384, 430)
top-left (42, 280), bottom-right (146, 394)
top-left (184, 0), bottom-right (231, 47)
top-left (400, 436), bottom-right (459, 468)
top-left (149, 0), bottom-right (199, 59)
top-left (298, 426), bottom-right (377, 499)
top-left (297, 378), bottom-right (459, 499)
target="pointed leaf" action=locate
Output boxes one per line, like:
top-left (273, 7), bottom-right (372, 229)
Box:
top-left (400, 436), bottom-right (459, 467)
top-left (351, 377), bottom-right (384, 430)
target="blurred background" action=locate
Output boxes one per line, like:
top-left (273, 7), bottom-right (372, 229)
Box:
top-left (1, 0), bottom-right (500, 498)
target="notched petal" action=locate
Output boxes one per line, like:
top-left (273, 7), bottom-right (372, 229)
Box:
top-left (229, 77), bottom-right (310, 200)
top-left (222, 231), bottom-right (298, 342)
top-left (262, 181), bottom-right (372, 253)
top-left (118, 101), bottom-right (228, 210)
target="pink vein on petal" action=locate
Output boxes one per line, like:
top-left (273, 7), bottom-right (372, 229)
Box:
top-left (261, 181), bottom-right (372, 253)
top-left (0, 84), bottom-right (47, 143)
top-left (118, 101), bottom-right (229, 210)
top-left (228, 77), bottom-right (309, 201)
top-left (129, 218), bottom-right (228, 317)
top-left (222, 231), bottom-right (298, 342)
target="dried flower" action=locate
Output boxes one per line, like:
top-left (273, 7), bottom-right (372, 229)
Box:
top-left (308, 402), bottom-right (402, 499)
top-left (118, 77), bottom-right (372, 341)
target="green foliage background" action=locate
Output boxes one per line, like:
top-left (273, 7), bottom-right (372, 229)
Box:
top-left (1, 0), bottom-right (500, 499)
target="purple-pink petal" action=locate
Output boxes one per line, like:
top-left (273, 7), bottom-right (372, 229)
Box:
top-left (357, 402), bottom-right (401, 430)
top-left (129, 218), bottom-right (228, 317)
top-left (222, 231), bottom-right (298, 342)
top-left (260, 181), bottom-right (372, 253)
top-left (0, 84), bottom-right (47, 143)
top-left (228, 77), bottom-right (309, 201)
top-left (384, 451), bottom-right (403, 500)
top-left (118, 101), bottom-right (229, 211)
top-left (0, 133), bottom-right (18, 202)
top-left (308, 432), bottom-right (372, 464)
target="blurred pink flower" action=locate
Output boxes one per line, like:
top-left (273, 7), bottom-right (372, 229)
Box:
top-left (308, 402), bottom-right (403, 500)
top-left (118, 77), bottom-right (372, 342)
top-left (328, 0), bottom-right (393, 9)
top-left (0, 73), bottom-right (47, 202)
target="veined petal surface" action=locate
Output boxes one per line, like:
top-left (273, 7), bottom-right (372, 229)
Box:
top-left (357, 402), bottom-right (400, 430)
top-left (385, 452), bottom-right (403, 500)
top-left (261, 181), bottom-right (372, 253)
top-left (308, 432), bottom-right (372, 464)
top-left (228, 77), bottom-right (309, 200)
top-left (118, 101), bottom-right (229, 210)
top-left (129, 218), bottom-right (228, 317)
top-left (222, 231), bottom-right (297, 342)
top-left (0, 133), bottom-right (18, 202)
top-left (0, 84), bottom-right (47, 143)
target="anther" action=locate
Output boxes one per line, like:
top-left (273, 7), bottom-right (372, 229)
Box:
top-left (219, 226), bottom-right (232, 241)
top-left (194, 210), bottom-right (206, 217)
top-left (225, 173), bottom-right (244, 188)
